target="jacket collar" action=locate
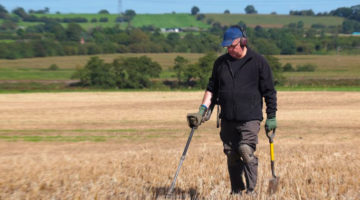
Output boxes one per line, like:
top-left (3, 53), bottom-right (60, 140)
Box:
top-left (224, 47), bottom-right (254, 62)
top-left (223, 47), bottom-right (254, 78)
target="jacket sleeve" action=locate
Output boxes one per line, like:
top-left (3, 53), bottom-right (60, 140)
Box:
top-left (259, 56), bottom-right (277, 118)
top-left (206, 57), bottom-right (222, 104)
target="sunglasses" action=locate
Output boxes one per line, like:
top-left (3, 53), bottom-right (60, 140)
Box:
top-left (226, 41), bottom-right (240, 49)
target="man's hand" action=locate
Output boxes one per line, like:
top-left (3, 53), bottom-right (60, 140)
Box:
top-left (187, 105), bottom-right (207, 128)
top-left (265, 117), bottom-right (277, 132)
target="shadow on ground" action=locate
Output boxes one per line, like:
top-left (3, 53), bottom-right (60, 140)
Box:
top-left (150, 187), bottom-right (200, 200)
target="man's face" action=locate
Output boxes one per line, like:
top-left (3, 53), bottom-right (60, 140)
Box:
top-left (226, 38), bottom-right (244, 59)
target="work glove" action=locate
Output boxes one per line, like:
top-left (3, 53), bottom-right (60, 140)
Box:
top-left (265, 117), bottom-right (277, 132)
top-left (187, 105), bottom-right (207, 128)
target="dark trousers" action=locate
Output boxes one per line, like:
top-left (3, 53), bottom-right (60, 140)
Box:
top-left (220, 119), bottom-right (260, 192)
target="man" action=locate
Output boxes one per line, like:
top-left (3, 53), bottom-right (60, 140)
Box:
top-left (187, 26), bottom-right (277, 195)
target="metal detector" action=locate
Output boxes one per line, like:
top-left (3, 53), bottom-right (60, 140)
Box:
top-left (166, 127), bottom-right (196, 198)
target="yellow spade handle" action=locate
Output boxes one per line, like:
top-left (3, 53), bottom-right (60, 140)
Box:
top-left (270, 142), bottom-right (275, 161)
top-left (266, 129), bottom-right (277, 178)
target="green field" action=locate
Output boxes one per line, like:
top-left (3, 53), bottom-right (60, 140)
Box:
top-left (12, 13), bottom-right (210, 30)
top-left (0, 53), bottom-right (204, 83)
top-left (278, 55), bottom-right (360, 77)
top-left (33, 13), bottom-right (126, 29)
top-left (0, 53), bottom-right (204, 70)
top-left (131, 14), bottom-right (210, 28)
top-left (205, 14), bottom-right (345, 28)
top-left (1, 13), bottom-right (345, 30)
top-left (0, 40), bottom-right (16, 43)
top-left (1, 53), bottom-right (358, 78)
top-left (0, 53), bottom-right (359, 91)
top-left (0, 68), bottom-right (73, 80)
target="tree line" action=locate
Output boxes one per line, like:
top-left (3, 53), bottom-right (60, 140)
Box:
top-left (288, 5), bottom-right (360, 34)
top-left (0, 5), bottom-right (359, 59)
top-left (0, 19), bottom-right (359, 59)
top-left (73, 52), bottom-right (293, 89)
top-left (72, 56), bottom-right (162, 89)
top-left (0, 25), bottom-right (359, 59)
top-left (72, 54), bottom-right (216, 89)
top-left (0, 5), bottom-right (136, 24)
top-left (290, 5), bottom-right (360, 22)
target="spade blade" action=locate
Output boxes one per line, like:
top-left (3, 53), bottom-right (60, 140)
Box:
top-left (268, 176), bottom-right (280, 194)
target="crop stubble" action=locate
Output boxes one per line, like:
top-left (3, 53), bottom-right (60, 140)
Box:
top-left (0, 91), bottom-right (359, 199)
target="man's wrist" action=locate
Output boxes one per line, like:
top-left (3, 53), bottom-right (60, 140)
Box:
top-left (199, 104), bottom-right (207, 116)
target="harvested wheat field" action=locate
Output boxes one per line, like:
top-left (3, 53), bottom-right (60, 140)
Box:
top-left (0, 91), bottom-right (359, 200)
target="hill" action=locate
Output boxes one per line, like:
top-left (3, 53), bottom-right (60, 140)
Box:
top-left (131, 14), bottom-right (210, 29)
top-left (204, 14), bottom-right (345, 28)
top-left (31, 13), bottom-right (123, 29)
top-left (0, 54), bottom-right (359, 91)
top-left (15, 13), bottom-right (210, 29)
top-left (3, 13), bottom-right (345, 30)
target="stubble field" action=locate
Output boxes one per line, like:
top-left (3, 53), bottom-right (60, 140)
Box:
top-left (0, 91), bottom-right (359, 200)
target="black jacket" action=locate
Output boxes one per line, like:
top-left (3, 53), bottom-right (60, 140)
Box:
top-left (206, 48), bottom-right (277, 121)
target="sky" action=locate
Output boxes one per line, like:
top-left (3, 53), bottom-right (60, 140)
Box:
top-left (0, 0), bottom-right (359, 15)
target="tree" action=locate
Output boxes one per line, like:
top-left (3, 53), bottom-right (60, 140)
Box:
top-left (113, 56), bottom-right (162, 88)
top-left (66, 23), bottom-right (83, 41)
top-left (98, 9), bottom-right (110, 14)
top-left (12, 7), bottom-right (28, 19)
top-left (254, 25), bottom-right (267, 38)
top-left (206, 18), bottom-right (214, 25)
top-left (196, 14), bottom-right (205, 21)
top-left (297, 21), bottom-right (304, 29)
top-left (191, 6), bottom-right (200, 15)
top-left (296, 64), bottom-right (317, 72)
top-left (264, 55), bottom-right (285, 85)
top-left (181, 52), bottom-right (217, 88)
top-left (124, 9), bottom-right (136, 22)
top-left (86, 43), bottom-right (102, 55)
top-left (48, 64), bottom-right (59, 71)
top-left (183, 64), bottom-right (199, 87)
top-left (44, 21), bottom-right (66, 41)
top-left (0, 4), bottom-right (8, 18)
top-left (305, 28), bottom-right (317, 38)
top-left (277, 33), bottom-right (296, 54)
top-left (29, 7), bottom-right (50, 14)
top-left (99, 17), bottom-right (108, 22)
top-left (0, 5), bottom-right (8, 14)
top-left (342, 19), bottom-right (360, 33)
top-left (282, 63), bottom-right (295, 72)
top-left (237, 21), bottom-right (247, 30)
top-left (0, 20), bottom-right (17, 30)
top-left (289, 9), bottom-right (315, 16)
top-left (295, 41), bottom-right (315, 54)
top-left (350, 5), bottom-right (360, 21)
top-left (129, 29), bottom-right (149, 44)
top-left (330, 7), bottom-right (353, 18)
top-left (0, 43), bottom-right (21, 59)
top-left (245, 5), bottom-right (257, 14)
top-left (253, 39), bottom-right (280, 55)
top-left (224, 9), bottom-right (230, 14)
top-left (72, 56), bottom-right (116, 88)
top-left (173, 56), bottom-right (189, 85)
top-left (31, 40), bottom-right (62, 57)
top-left (166, 32), bottom-right (180, 48)
top-left (197, 52), bottom-right (217, 88)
